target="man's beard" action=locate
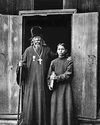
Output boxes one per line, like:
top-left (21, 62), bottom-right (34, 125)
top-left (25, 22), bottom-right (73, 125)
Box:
top-left (35, 45), bottom-right (41, 49)
top-left (35, 45), bottom-right (42, 54)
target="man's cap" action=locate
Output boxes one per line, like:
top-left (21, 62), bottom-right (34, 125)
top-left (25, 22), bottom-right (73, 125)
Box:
top-left (30, 26), bottom-right (46, 46)
top-left (30, 26), bottom-right (43, 39)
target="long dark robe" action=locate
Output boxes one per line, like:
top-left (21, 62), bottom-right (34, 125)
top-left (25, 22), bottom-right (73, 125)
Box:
top-left (16, 45), bottom-right (55, 125)
top-left (48, 56), bottom-right (74, 125)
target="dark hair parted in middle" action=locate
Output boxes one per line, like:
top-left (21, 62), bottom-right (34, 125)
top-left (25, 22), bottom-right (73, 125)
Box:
top-left (57, 43), bottom-right (67, 50)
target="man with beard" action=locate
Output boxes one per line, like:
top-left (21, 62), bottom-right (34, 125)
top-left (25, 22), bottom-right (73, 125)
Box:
top-left (16, 26), bottom-right (56, 125)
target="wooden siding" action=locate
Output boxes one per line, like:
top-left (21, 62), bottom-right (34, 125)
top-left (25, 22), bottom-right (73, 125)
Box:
top-left (0, 15), bottom-right (9, 113)
top-left (0, 0), bottom-right (34, 15)
top-left (0, 0), bottom-right (62, 15)
top-left (63, 0), bottom-right (100, 12)
top-left (0, 0), bottom-right (100, 14)
top-left (72, 12), bottom-right (98, 118)
top-left (97, 15), bottom-right (100, 117)
top-left (63, 0), bottom-right (77, 9)
top-left (76, 0), bottom-right (99, 12)
top-left (8, 16), bottom-right (22, 114)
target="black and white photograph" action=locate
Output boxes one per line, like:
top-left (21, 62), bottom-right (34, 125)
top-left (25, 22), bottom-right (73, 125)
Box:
top-left (0, 0), bottom-right (99, 125)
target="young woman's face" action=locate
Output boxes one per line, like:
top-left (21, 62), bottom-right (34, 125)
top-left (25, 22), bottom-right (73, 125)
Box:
top-left (32, 36), bottom-right (42, 49)
top-left (57, 45), bottom-right (66, 57)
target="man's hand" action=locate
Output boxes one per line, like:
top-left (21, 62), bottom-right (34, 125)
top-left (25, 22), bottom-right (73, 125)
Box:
top-left (18, 60), bottom-right (23, 67)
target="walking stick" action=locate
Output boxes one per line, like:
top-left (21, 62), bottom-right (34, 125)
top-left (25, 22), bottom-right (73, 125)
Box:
top-left (17, 64), bottom-right (23, 125)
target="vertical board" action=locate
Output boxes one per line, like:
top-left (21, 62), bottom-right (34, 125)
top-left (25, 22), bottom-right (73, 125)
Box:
top-left (72, 12), bottom-right (98, 118)
top-left (0, 15), bottom-right (9, 113)
top-left (77, 0), bottom-right (98, 12)
top-left (8, 16), bottom-right (22, 114)
top-left (0, 0), bottom-right (34, 15)
top-left (0, 15), bottom-right (22, 114)
top-left (17, 0), bottom-right (34, 12)
top-left (63, 0), bottom-right (77, 9)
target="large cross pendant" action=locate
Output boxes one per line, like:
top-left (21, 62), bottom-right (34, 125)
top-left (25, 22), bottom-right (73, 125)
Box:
top-left (38, 58), bottom-right (42, 65)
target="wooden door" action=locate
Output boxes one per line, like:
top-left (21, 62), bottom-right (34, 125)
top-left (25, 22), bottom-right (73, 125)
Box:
top-left (72, 12), bottom-right (98, 118)
top-left (8, 15), bottom-right (22, 114)
top-left (0, 15), bottom-right (22, 116)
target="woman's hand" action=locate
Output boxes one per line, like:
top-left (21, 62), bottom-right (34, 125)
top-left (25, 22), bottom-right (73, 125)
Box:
top-left (50, 75), bottom-right (57, 80)
top-left (50, 72), bottom-right (57, 80)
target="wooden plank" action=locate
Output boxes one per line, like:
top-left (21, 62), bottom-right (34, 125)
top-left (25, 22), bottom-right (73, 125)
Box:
top-left (0, 0), bottom-right (8, 14)
top-left (0, 0), bottom-right (34, 15)
top-left (0, 120), bottom-right (16, 125)
top-left (8, 15), bottom-right (22, 114)
top-left (19, 9), bottom-right (77, 16)
top-left (98, 15), bottom-right (100, 118)
top-left (17, 0), bottom-right (34, 11)
top-left (0, 15), bottom-right (22, 115)
top-left (82, 13), bottom-right (98, 118)
top-left (63, 0), bottom-right (77, 9)
top-left (77, 0), bottom-right (97, 12)
top-left (0, 15), bottom-right (9, 114)
top-left (72, 12), bottom-right (98, 118)
top-left (63, 0), bottom-right (100, 12)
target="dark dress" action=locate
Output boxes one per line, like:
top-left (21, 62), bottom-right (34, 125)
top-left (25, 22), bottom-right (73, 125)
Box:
top-left (48, 56), bottom-right (74, 125)
top-left (16, 45), bottom-right (55, 125)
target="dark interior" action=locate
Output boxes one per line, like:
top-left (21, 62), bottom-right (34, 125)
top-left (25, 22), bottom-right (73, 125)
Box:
top-left (22, 14), bottom-right (71, 54)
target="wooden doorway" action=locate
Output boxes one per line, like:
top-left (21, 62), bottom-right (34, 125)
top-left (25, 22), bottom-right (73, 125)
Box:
top-left (20, 9), bottom-right (76, 54)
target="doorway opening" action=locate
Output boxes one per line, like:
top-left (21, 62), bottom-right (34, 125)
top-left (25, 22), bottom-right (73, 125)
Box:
top-left (22, 14), bottom-right (72, 54)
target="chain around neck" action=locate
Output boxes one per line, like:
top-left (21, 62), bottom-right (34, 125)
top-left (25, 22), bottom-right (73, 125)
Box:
top-left (33, 46), bottom-right (43, 58)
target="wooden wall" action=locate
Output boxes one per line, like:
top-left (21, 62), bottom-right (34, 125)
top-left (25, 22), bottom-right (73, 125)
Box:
top-left (0, 0), bottom-right (34, 15)
top-left (0, 0), bottom-right (100, 15)
top-left (63, 0), bottom-right (100, 12)
top-left (0, 0), bottom-right (62, 15)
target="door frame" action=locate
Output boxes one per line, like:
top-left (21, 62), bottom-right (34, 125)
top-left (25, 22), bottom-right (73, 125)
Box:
top-left (19, 9), bottom-right (77, 16)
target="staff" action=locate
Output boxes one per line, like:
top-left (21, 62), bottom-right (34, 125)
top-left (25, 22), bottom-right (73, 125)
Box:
top-left (17, 59), bottom-right (23, 125)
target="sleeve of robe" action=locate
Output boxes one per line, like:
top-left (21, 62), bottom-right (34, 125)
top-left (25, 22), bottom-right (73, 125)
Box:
top-left (16, 49), bottom-right (28, 85)
top-left (56, 56), bottom-right (73, 82)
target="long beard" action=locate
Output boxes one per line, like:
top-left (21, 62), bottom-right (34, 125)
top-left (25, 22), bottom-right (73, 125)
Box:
top-left (36, 46), bottom-right (40, 50)
top-left (35, 45), bottom-right (42, 54)
top-left (34, 44), bottom-right (41, 49)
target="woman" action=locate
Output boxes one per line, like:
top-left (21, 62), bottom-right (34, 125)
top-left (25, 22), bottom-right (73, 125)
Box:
top-left (16, 26), bottom-right (56, 125)
top-left (48, 43), bottom-right (74, 125)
